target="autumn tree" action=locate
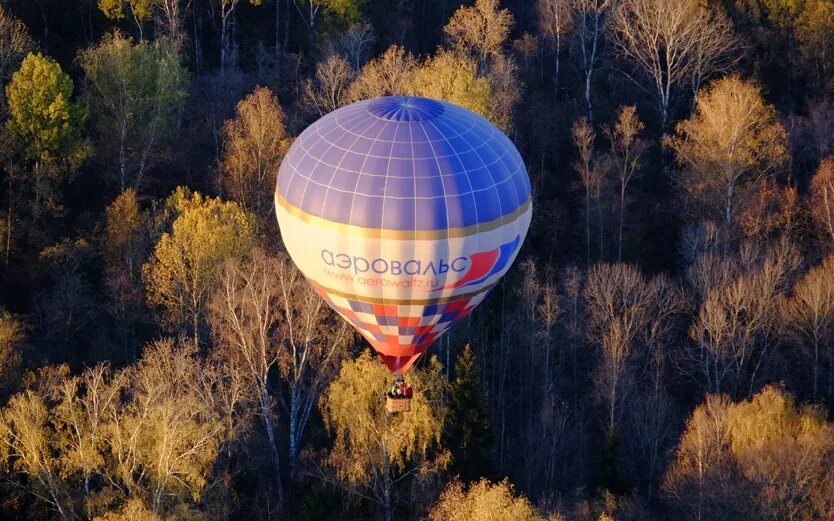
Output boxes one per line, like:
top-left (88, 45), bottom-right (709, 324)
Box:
top-left (537, 0), bottom-right (573, 95)
top-left (584, 263), bottom-right (663, 434)
top-left (79, 32), bottom-right (187, 192)
top-left (788, 255), bottom-right (834, 402)
top-left (98, 0), bottom-right (153, 40)
top-left (210, 249), bottom-right (347, 491)
top-left (795, 0), bottom-right (834, 91)
top-left (217, 0), bottom-right (263, 69)
top-left (572, 117), bottom-right (602, 265)
top-left (319, 351), bottom-right (449, 521)
top-left (664, 385), bottom-right (834, 520)
top-left (93, 499), bottom-right (162, 521)
top-left (666, 76), bottom-right (789, 235)
top-left (406, 50), bottom-right (491, 123)
top-left (5, 52), bottom-right (90, 220)
top-left (444, 0), bottom-right (513, 74)
top-left (0, 368), bottom-right (78, 520)
top-left (119, 340), bottom-right (225, 513)
top-left (292, 0), bottom-right (367, 49)
top-left (811, 157), bottom-right (834, 247)
top-left (338, 23), bottom-right (376, 71)
top-left (444, 345), bottom-right (496, 482)
top-left (143, 188), bottom-right (254, 346)
top-left (303, 54), bottom-right (354, 116)
top-left (0, 310), bottom-right (24, 395)
top-left (608, 0), bottom-right (740, 132)
top-left (429, 478), bottom-right (544, 521)
top-left (0, 339), bottom-right (237, 519)
top-left (571, 0), bottom-right (613, 124)
top-left (347, 45), bottom-right (417, 101)
top-left (99, 0), bottom-right (187, 51)
top-left (219, 86), bottom-right (289, 224)
top-left (103, 189), bottom-right (149, 355)
top-left (0, 6), bottom-right (33, 111)
top-left (688, 241), bottom-right (797, 396)
top-left (604, 106), bottom-right (647, 261)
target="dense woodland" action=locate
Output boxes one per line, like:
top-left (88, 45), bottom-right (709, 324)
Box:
top-left (2, 0), bottom-right (834, 519)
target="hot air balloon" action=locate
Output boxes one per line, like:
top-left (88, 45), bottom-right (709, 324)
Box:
top-left (275, 96), bottom-right (531, 412)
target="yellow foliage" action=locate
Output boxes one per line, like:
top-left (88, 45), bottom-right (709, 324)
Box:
top-left (347, 45), bottom-right (417, 101)
top-left (665, 385), bottom-right (834, 519)
top-left (444, 0), bottom-right (514, 66)
top-left (429, 478), bottom-right (543, 521)
top-left (320, 350), bottom-right (448, 485)
top-left (220, 87), bottom-right (289, 220)
top-left (143, 189), bottom-right (254, 340)
top-left (93, 498), bottom-right (162, 521)
top-left (405, 50), bottom-right (491, 121)
top-left (665, 76), bottom-right (788, 226)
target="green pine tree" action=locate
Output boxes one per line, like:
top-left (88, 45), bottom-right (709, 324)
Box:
top-left (444, 344), bottom-right (497, 482)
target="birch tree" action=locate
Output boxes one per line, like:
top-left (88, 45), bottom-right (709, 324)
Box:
top-left (143, 188), bottom-right (254, 347)
top-left (666, 76), bottom-right (789, 235)
top-left (570, 0), bottom-right (612, 124)
top-left (79, 32), bottom-right (187, 192)
top-left (608, 0), bottom-right (740, 132)
top-left (537, 0), bottom-right (573, 95)
top-left (319, 351), bottom-right (449, 521)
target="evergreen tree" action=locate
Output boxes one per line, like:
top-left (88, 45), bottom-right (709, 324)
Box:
top-left (444, 344), bottom-right (497, 482)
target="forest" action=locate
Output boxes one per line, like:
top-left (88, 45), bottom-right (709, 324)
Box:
top-left (1, 0), bottom-right (834, 519)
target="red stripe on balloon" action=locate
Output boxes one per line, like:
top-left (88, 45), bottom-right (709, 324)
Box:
top-left (437, 247), bottom-right (499, 291)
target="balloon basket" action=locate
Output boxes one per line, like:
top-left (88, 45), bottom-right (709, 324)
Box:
top-left (386, 396), bottom-right (412, 414)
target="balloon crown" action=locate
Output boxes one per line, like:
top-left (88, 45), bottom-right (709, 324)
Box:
top-left (367, 96), bottom-right (444, 122)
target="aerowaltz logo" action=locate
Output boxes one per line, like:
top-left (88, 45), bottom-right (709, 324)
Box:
top-left (432, 235), bottom-right (521, 292)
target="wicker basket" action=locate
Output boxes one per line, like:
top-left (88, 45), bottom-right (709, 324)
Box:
top-left (386, 396), bottom-right (412, 413)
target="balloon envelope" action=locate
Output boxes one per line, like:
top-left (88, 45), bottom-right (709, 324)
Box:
top-left (275, 96), bottom-right (531, 373)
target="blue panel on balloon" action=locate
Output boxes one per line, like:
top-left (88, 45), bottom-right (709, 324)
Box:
top-left (276, 96), bottom-right (531, 230)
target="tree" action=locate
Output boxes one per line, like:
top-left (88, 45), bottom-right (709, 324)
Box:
top-left (444, 0), bottom-right (514, 74)
top-left (217, 0), bottom-right (263, 69)
top-left (303, 54), bottom-right (354, 117)
top-left (0, 311), bottom-right (24, 395)
top-left (537, 0), bottom-right (573, 95)
top-left (93, 499), bottom-right (162, 521)
top-left (120, 340), bottom-right (225, 514)
top-left (688, 243), bottom-right (795, 396)
top-left (292, 0), bottom-right (367, 49)
top-left (795, 0), bottom-right (834, 91)
top-left (143, 188), bottom-right (254, 347)
top-left (0, 6), bottom-right (33, 112)
top-left (219, 86), bottom-right (289, 223)
top-left (608, 0), bottom-right (740, 132)
top-left (571, 0), bottom-right (613, 124)
top-left (319, 351), bottom-right (449, 521)
top-left (572, 117), bottom-right (601, 265)
top-left (0, 380), bottom-right (77, 519)
top-left (347, 45), bottom-right (417, 101)
top-left (429, 478), bottom-right (544, 521)
top-left (54, 364), bottom-right (124, 518)
top-left (604, 106), bottom-right (647, 261)
top-left (338, 23), bottom-right (376, 71)
top-left (5, 52), bottom-right (90, 219)
top-left (98, 0), bottom-right (153, 40)
top-left (79, 32), bottom-right (187, 192)
top-left (811, 157), bottom-right (834, 247)
top-left (664, 385), bottom-right (834, 520)
top-left (210, 249), bottom-right (347, 492)
top-left (444, 345), bottom-right (496, 482)
top-left (788, 255), bottom-right (834, 402)
top-left (583, 263), bottom-right (656, 435)
top-left (103, 189), bottom-right (149, 355)
top-left (406, 50), bottom-right (492, 124)
top-left (666, 76), bottom-right (789, 234)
